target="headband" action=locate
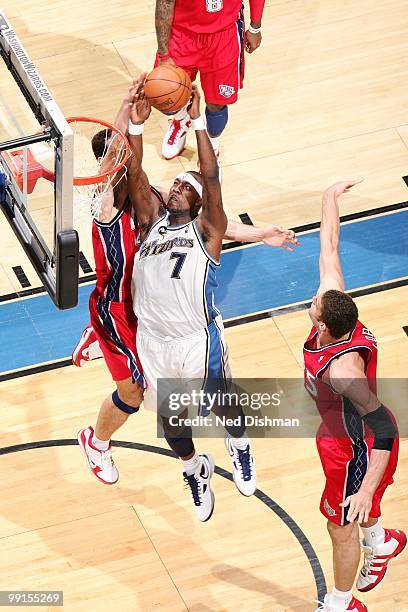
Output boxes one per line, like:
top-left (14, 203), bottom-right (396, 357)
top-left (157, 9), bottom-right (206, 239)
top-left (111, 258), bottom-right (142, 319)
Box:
top-left (175, 172), bottom-right (203, 198)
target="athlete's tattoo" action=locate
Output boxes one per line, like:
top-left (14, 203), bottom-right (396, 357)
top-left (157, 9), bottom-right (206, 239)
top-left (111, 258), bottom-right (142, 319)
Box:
top-left (155, 0), bottom-right (176, 54)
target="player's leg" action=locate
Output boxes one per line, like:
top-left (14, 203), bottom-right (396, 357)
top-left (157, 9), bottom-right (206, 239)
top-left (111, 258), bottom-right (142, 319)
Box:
top-left (199, 9), bottom-right (245, 172)
top-left (356, 438), bottom-right (406, 592)
top-left (160, 28), bottom-right (199, 159)
top-left (137, 329), bottom-right (215, 521)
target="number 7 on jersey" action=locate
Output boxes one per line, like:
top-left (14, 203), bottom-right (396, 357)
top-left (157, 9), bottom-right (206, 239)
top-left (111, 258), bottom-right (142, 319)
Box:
top-left (170, 252), bottom-right (187, 279)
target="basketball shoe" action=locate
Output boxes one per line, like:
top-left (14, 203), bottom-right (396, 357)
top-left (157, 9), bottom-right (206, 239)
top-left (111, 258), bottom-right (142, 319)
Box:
top-left (162, 114), bottom-right (191, 159)
top-left (315, 594), bottom-right (367, 611)
top-left (225, 436), bottom-right (256, 496)
top-left (183, 454), bottom-right (215, 522)
top-left (357, 528), bottom-right (406, 592)
top-left (77, 426), bottom-right (118, 485)
top-left (72, 325), bottom-right (103, 367)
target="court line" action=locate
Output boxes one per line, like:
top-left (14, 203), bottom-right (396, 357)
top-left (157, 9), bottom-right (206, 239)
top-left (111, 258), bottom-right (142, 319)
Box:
top-left (0, 438), bottom-right (327, 603)
top-left (1, 200), bottom-right (407, 304)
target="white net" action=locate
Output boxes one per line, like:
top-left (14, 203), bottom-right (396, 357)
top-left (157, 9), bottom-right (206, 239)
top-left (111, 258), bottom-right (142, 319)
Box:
top-left (69, 118), bottom-right (130, 225)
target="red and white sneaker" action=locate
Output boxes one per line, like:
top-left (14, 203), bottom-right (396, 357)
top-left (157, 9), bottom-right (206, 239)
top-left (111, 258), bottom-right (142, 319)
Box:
top-left (72, 325), bottom-right (103, 367)
top-left (357, 528), bottom-right (407, 592)
top-left (162, 115), bottom-right (191, 159)
top-left (315, 594), bottom-right (367, 611)
top-left (77, 426), bottom-right (119, 485)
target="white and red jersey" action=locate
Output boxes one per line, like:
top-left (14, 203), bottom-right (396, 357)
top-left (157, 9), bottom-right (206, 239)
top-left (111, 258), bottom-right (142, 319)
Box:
top-left (172, 0), bottom-right (265, 34)
top-left (303, 320), bottom-right (378, 440)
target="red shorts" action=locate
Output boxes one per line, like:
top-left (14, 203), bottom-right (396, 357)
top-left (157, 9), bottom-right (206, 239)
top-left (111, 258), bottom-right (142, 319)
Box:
top-left (89, 289), bottom-right (144, 387)
top-left (156, 9), bottom-right (245, 105)
top-left (317, 434), bottom-right (399, 526)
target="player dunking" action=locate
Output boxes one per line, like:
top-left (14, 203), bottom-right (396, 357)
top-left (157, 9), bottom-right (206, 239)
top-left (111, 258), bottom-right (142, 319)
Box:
top-left (303, 180), bottom-right (406, 611)
top-left (76, 75), bottom-right (299, 499)
top-left (127, 83), bottom-right (261, 521)
top-left (155, 0), bottom-right (264, 165)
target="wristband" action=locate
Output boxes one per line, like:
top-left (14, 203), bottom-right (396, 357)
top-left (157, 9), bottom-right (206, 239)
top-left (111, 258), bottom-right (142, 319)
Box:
top-left (128, 120), bottom-right (144, 136)
top-left (248, 24), bottom-right (261, 34)
top-left (157, 51), bottom-right (171, 61)
top-left (191, 116), bottom-right (206, 131)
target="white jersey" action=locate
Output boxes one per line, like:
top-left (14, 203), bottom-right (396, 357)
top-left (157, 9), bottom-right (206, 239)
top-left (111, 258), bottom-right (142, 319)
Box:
top-left (132, 213), bottom-right (221, 340)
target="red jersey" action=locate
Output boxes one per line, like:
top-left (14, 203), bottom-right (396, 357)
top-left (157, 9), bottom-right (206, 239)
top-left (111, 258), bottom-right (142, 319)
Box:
top-left (173, 0), bottom-right (265, 34)
top-left (303, 320), bottom-right (378, 440)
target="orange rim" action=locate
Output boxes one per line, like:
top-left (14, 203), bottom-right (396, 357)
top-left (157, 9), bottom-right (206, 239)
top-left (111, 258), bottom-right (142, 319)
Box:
top-left (66, 116), bottom-right (131, 186)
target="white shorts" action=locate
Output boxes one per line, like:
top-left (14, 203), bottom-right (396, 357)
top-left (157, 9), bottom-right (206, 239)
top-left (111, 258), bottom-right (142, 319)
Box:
top-left (137, 316), bottom-right (232, 413)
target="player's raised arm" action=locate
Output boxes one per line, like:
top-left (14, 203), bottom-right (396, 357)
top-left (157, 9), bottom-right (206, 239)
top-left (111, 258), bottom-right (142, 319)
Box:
top-left (155, 0), bottom-right (176, 65)
top-left (317, 179), bottom-right (363, 295)
top-left (191, 86), bottom-right (227, 258)
top-left (224, 219), bottom-right (300, 251)
top-left (127, 76), bottom-right (164, 230)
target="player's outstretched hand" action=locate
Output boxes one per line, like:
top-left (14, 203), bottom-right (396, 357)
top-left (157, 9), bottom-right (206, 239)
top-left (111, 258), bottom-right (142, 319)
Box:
top-left (130, 73), bottom-right (151, 125)
top-left (340, 489), bottom-right (373, 524)
top-left (324, 178), bottom-right (364, 198)
top-left (187, 84), bottom-right (201, 120)
top-left (262, 226), bottom-right (300, 251)
top-left (245, 30), bottom-right (262, 53)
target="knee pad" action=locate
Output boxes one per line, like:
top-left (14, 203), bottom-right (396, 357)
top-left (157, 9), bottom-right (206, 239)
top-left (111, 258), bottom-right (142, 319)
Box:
top-left (112, 390), bottom-right (140, 415)
top-left (205, 105), bottom-right (228, 137)
top-left (165, 436), bottom-right (194, 458)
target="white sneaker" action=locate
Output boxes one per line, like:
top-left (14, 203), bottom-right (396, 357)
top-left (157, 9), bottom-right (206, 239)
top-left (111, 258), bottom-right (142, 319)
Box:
top-left (357, 528), bottom-right (406, 592)
top-left (162, 115), bottom-right (191, 159)
top-left (183, 454), bottom-right (215, 522)
top-left (72, 325), bottom-right (103, 367)
top-left (314, 594), bottom-right (367, 612)
top-left (225, 436), bottom-right (256, 496)
top-left (77, 426), bottom-right (119, 485)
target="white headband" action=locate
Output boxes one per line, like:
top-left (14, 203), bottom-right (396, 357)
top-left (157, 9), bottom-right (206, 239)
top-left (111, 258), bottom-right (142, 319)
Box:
top-left (175, 172), bottom-right (203, 198)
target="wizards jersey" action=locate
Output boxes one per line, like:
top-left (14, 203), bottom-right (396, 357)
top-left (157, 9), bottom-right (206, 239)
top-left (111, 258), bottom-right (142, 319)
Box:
top-left (132, 213), bottom-right (221, 340)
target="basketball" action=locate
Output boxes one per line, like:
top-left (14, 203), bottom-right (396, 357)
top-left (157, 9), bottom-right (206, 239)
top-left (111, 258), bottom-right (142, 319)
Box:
top-left (144, 65), bottom-right (192, 113)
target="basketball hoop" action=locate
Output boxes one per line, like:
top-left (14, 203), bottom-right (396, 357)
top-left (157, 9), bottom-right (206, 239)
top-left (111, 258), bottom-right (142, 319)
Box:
top-left (1, 117), bottom-right (131, 222)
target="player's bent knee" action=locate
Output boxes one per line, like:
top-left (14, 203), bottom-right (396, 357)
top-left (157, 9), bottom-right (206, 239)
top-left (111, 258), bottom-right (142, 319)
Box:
top-left (112, 389), bottom-right (140, 415)
top-left (205, 105), bottom-right (228, 137)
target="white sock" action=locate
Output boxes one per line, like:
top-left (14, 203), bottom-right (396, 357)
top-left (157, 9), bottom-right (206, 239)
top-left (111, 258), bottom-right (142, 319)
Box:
top-left (92, 433), bottom-right (109, 451)
top-left (231, 435), bottom-right (249, 451)
top-left (209, 135), bottom-right (221, 154)
top-left (172, 105), bottom-right (189, 121)
top-left (361, 520), bottom-right (385, 548)
top-left (328, 587), bottom-right (352, 610)
top-left (182, 451), bottom-right (201, 475)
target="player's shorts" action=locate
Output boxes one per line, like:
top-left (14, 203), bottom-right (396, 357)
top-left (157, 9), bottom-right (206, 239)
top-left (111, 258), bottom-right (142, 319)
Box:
top-left (316, 434), bottom-right (399, 526)
top-left (137, 315), bottom-right (231, 413)
top-left (157, 8), bottom-right (245, 105)
top-left (89, 289), bottom-right (145, 387)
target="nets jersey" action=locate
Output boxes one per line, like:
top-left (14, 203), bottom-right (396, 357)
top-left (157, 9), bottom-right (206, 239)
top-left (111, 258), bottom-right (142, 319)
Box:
top-left (303, 320), bottom-right (378, 440)
top-left (132, 214), bottom-right (221, 340)
top-left (173, 0), bottom-right (264, 33)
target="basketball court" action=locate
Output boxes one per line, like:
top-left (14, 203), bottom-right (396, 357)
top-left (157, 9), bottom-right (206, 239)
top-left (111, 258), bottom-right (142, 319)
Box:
top-left (0, 1), bottom-right (407, 610)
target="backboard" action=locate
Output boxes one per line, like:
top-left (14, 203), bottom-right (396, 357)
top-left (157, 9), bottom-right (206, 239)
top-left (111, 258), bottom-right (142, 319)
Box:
top-left (0, 10), bottom-right (78, 309)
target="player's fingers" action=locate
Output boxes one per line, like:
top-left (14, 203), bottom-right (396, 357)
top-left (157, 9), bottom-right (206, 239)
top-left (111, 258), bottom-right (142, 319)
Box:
top-left (340, 497), bottom-right (350, 507)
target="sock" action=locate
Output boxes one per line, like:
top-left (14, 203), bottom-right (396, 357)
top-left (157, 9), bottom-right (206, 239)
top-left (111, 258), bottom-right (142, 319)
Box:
top-left (209, 135), bottom-right (221, 154)
top-left (328, 587), bottom-right (352, 610)
top-left (231, 435), bottom-right (249, 451)
top-left (92, 433), bottom-right (110, 451)
top-left (172, 104), bottom-right (189, 122)
top-left (361, 520), bottom-right (385, 548)
top-left (182, 451), bottom-right (201, 475)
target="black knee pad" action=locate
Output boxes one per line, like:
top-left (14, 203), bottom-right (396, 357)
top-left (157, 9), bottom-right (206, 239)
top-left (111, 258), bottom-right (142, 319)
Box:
top-left (112, 390), bottom-right (140, 415)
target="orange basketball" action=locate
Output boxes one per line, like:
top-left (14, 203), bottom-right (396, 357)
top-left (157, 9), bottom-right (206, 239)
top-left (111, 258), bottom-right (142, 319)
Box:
top-left (144, 65), bottom-right (192, 113)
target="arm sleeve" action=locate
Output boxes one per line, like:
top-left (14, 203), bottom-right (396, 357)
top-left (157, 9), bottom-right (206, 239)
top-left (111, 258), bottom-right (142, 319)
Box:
top-left (362, 405), bottom-right (397, 451)
top-left (249, 0), bottom-right (265, 24)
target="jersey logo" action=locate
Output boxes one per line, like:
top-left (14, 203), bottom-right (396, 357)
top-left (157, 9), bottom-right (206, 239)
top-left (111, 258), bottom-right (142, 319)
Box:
top-left (318, 355), bottom-right (325, 363)
top-left (219, 84), bottom-right (235, 98)
top-left (206, 0), bottom-right (223, 12)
